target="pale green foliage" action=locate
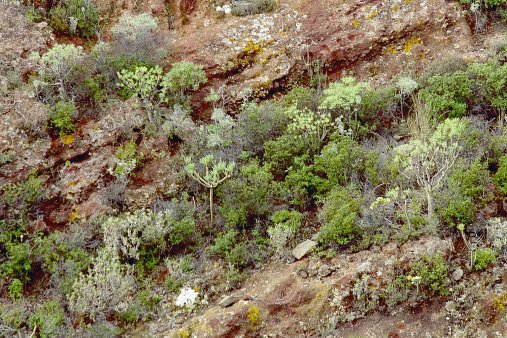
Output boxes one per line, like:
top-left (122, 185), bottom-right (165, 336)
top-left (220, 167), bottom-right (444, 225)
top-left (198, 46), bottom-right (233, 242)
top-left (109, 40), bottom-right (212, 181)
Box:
top-left (203, 108), bottom-right (236, 149)
top-left (320, 76), bottom-right (369, 128)
top-left (396, 76), bottom-right (419, 96)
top-left (101, 209), bottom-right (171, 260)
top-left (117, 66), bottom-right (163, 124)
top-left (184, 155), bottom-right (235, 190)
top-left (108, 141), bottom-right (139, 182)
top-left (184, 155), bottom-right (235, 223)
top-left (117, 66), bottom-right (163, 104)
top-left (160, 61), bottom-right (207, 104)
top-left (28, 300), bottom-right (64, 338)
top-left (32, 44), bottom-right (85, 99)
top-left (393, 118), bottom-right (468, 230)
top-left (117, 62), bottom-right (206, 123)
top-left (284, 105), bottom-right (343, 151)
top-left (267, 210), bottom-right (302, 258)
top-left (68, 247), bottom-right (135, 320)
top-left (111, 13), bottom-right (158, 41)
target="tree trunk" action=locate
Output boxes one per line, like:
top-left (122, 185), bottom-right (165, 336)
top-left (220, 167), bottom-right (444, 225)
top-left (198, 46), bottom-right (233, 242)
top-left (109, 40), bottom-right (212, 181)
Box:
top-left (426, 189), bottom-right (437, 234)
top-left (209, 187), bottom-right (214, 224)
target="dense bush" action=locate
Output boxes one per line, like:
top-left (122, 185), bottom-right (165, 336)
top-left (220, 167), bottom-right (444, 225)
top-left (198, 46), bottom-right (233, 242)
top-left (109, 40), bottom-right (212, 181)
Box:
top-left (318, 186), bottom-right (362, 246)
top-left (49, 0), bottom-right (99, 38)
top-left (419, 71), bottom-right (472, 118)
top-left (218, 160), bottom-right (277, 228)
top-left (48, 101), bottom-right (77, 136)
top-left (408, 255), bottom-right (449, 297)
top-left (68, 247), bottom-right (136, 320)
top-left (28, 300), bottom-right (65, 338)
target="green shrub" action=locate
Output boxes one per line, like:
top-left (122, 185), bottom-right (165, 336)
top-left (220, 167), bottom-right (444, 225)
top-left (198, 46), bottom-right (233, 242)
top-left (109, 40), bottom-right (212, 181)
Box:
top-left (494, 155), bottom-right (507, 194)
top-left (467, 62), bottom-right (507, 111)
top-left (48, 0), bottom-right (99, 38)
top-left (160, 61), bottom-right (207, 105)
top-left (28, 300), bottom-right (65, 338)
top-left (208, 230), bottom-right (238, 258)
top-left (33, 43), bottom-right (86, 103)
top-left (419, 71), bottom-right (472, 118)
top-left (8, 279), bottom-right (23, 300)
top-left (112, 141), bottom-right (140, 179)
top-left (0, 301), bottom-right (27, 330)
top-left (408, 255), bottom-right (449, 296)
top-left (218, 160), bottom-right (276, 227)
top-left (48, 101), bottom-right (76, 136)
top-left (1, 173), bottom-right (43, 217)
top-left (474, 247), bottom-right (497, 271)
top-left (437, 161), bottom-right (488, 226)
top-left (315, 135), bottom-right (365, 186)
top-left (281, 155), bottom-right (328, 206)
top-left (1, 242), bottom-right (32, 282)
top-left (268, 210), bottom-right (302, 257)
top-left (263, 133), bottom-right (307, 176)
top-left (318, 186), bottom-right (362, 246)
top-left (68, 247), bottom-right (136, 320)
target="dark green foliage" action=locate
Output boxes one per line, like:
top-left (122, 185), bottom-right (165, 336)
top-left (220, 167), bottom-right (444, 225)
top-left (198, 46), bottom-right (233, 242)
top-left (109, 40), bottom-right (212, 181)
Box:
top-left (281, 155), bottom-right (328, 206)
top-left (419, 71), bottom-right (472, 118)
top-left (438, 161), bottom-right (488, 226)
top-left (494, 155), bottom-right (507, 195)
top-left (48, 101), bottom-right (77, 136)
top-left (218, 160), bottom-right (277, 227)
top-left (467, 62), bottom-right (507, 116)
top-left (263, 133), bottom-right (307, 176)
top-left (1, 242), bottom-right (31, 282)
top-left (409, 255), bottom-right (449, 296)
top-left (315, 136), bottom-right (374, 187)
top-left (1, 173), bottom-right (43, 217)
top-left (28, 300), bottom-right (65, 338)
top-left (474, 248), bottom-right (497, 270)
top-left (8, 279), bottom-right (23, 300)
top-left (33, 232), bottom-right (90, 275)
top-left (358, 85), bottom-right (398, 132)
top-left (318, 186), bottom-right (362, 246)
top-left (48, 0), bottom-right (99, 38)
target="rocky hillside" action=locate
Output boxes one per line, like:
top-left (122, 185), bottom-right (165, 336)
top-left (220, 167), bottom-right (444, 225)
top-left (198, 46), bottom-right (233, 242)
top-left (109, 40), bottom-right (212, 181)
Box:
top-left (1, 0), bottom-right (507, 337)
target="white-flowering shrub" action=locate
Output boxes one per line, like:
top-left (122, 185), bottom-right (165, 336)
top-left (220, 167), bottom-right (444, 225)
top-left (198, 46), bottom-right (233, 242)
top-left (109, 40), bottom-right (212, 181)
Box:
top-left (101, 209), bottom-right (171, 260)
top-left (68, 247), bottom-right (135, 320)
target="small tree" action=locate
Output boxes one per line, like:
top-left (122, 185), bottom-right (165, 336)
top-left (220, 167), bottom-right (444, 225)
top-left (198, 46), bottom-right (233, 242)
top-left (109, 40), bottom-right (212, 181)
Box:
top-left (117, 66), bottom-right (164, 125)
top-left (393, 118), bottom-right (468, 232)
top-left (184, 155), bottom-right (235, 224)
top-left (161, 61), bottom-right (207, 105)
top-left (319, 76), bottom-right (369, 133)
top-left (32, 44), bottom-right (85, 101)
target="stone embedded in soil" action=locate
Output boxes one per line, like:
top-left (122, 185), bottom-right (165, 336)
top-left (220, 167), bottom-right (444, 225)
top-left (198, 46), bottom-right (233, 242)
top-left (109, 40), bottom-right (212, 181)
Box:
top-left (292, 240), bottom-right (317, 260)
top-left (218, 291), bottom-right (245, 308)
top-left (452, 267), bottom-right (464, 281)
top-left (318, 264), bottom-right (332, 277)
